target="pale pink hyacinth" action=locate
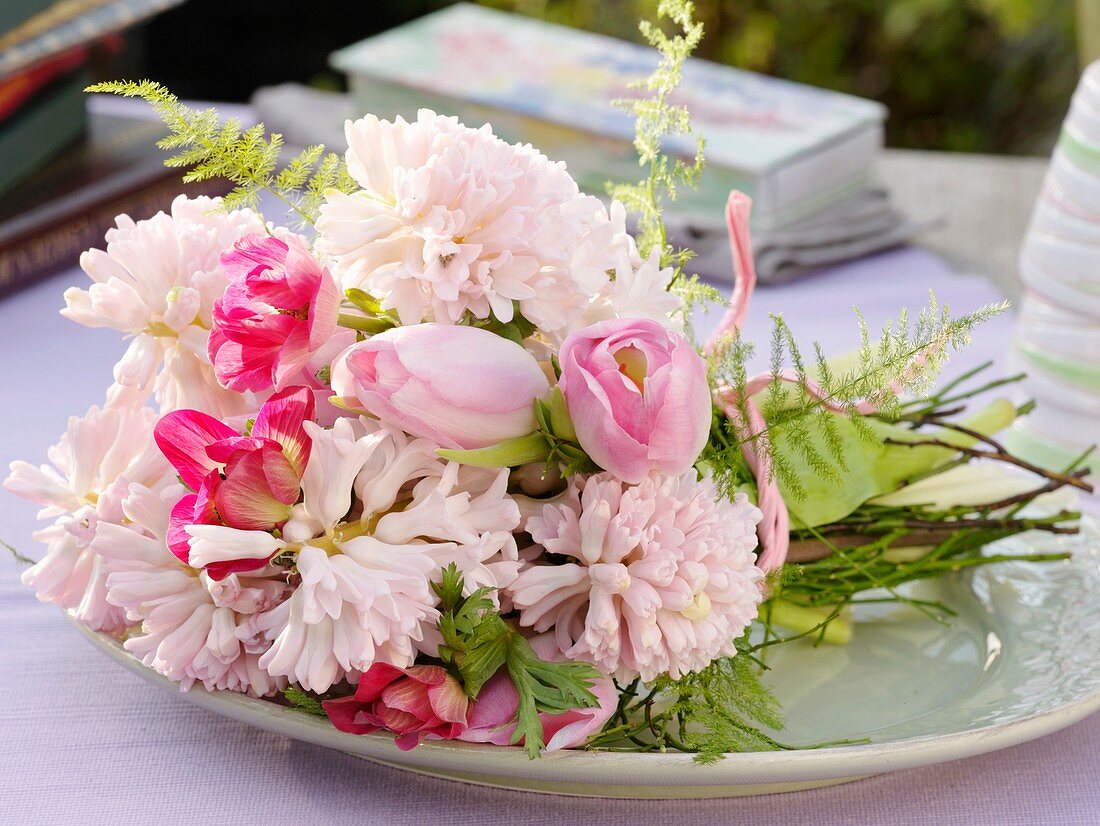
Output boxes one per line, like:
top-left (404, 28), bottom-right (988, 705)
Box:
top-left (251, 418), bottom-right (521, 693)
top-left (209, 233), bottom-right (341, 393)
top-left (508, 471), bottom-right (764, 683)
top-left (62, 195), bottom-right (265, 416)
top-left (4, 404), bottom-right (170, 631)
top-left (316, 109), bottom-right (637, 335)
top-left (93, 482), bottom-right (290, 696)
top-left (581, 247), bottom-right (681, 331)
top-left (331, 323), bottom-right (550, 450)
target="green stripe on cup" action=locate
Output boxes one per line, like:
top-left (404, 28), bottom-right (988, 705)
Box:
top-left (1018, 339), bottom-right (1100, 391)
top-left (1060, 125), bottom-right (1100, 173)
top-left (1003, 426), bottom-right (1096, 476)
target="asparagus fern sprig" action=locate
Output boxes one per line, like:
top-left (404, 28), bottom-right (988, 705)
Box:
top-left (609, 0), bottom-right (719, 323)
top-left (86, 80), bottom-right (356, 226)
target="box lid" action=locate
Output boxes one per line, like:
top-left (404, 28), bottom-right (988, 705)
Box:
top-left (332, 3), bottom-right (886, 173)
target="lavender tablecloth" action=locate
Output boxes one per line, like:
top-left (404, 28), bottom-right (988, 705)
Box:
top-left (3, 246), bottom-right (1099, 825)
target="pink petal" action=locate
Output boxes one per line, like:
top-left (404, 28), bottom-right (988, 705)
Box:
top-left (393, 732), bottom-right (423, 751)
top-left (205, 435), bottom-right (268, 465)
top-left (204, 555), bottom-right (278, 581)
top-left (353, 663), bottom-right (405, 702)
top-left (214, 449), bottom-right (293, 530)
top-left (271, 325), bottom-right (315, 391)
top-left (426, 675), bottom-right (470, 725)
top-left (252, 386), bottom-right (315, 477)
top-left (376, 704), bottom-right (423, 734)
top-left (209, 328), bottom-right (280, 393)
top-left (166, 494), bottom-right (199, 564)
top-left (461, 671), bottom-right (519, 745)
top-left (155, 409), bottom-right (238, 489)
top-left (307, 266), bottom-right (341, 350)
top-left (381, 679), bottom-right (436, 720)
top-left (324, 696), bottom-right (383, 736)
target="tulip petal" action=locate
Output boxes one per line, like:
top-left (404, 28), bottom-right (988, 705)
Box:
top-left (154, 409), bottom-right (238, 489)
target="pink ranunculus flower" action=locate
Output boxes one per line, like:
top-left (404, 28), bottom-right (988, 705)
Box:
top-left (458, 634), bottom-right (618, 752)
top-left (331, 323), bottom-right (550, 450)
top-left (323, 663), bottom-right (469, 750)
top-left (156, 386), bottom-right (314, 579)
top-left (558, 317), bottom-right (710, 484)
top-left (209, 233), bottom-right (341, 393)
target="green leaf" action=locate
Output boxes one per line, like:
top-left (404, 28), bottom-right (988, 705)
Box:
top-left (431, 565), bottom-right (601, 757)
top-left (504, 634), bottom-right (601, 759)
top-left (436, 432), bottom-right (552, 468)
top-left (336, 312), bottom-right (396, 335)
top-left (777, 399), bottom-right (1017, 527)
top-left (344, 288), bottom-right (384, 315)
top-left (454, 635), bottom-right (509, 699)
top-left (548, 387), bottom-right (577, 442)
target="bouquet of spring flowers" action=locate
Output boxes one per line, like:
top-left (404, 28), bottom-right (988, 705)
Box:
top-left (6, 1), bottom-right (1090, 761)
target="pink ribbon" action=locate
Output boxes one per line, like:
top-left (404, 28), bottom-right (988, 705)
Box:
top-left (705, 192), bottom-right (884, 573)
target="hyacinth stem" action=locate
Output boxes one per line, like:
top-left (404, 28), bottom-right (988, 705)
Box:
top-left (764, 600), bottom-right (852, 645)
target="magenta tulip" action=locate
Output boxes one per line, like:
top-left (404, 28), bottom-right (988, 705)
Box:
top-left (209, 233), bottom-right (340, 392)
top-left (323, 663), bottom-right (469, 750)
top-left (558, 318), bottom-right (711, 484)
top-left (331, 323), bottom-right (550, 449)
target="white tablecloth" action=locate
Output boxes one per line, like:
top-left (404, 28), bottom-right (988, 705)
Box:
top-left (3, 246), bottom-right (1099, 824)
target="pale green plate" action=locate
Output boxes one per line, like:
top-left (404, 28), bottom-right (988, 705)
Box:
top-left (72, 519), bottom-right (1100, 798)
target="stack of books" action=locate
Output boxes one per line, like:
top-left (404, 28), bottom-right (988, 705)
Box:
top-left (0, 0), bottom-right (190, 297)
top-left (330, 4), bottom-right (914, 281)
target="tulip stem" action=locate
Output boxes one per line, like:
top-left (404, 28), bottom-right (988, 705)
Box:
top-left (337, 312), bottom-right (395, 335)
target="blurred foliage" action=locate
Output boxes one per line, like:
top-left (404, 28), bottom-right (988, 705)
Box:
top-left (480, 0), bottom-right (1079, 154)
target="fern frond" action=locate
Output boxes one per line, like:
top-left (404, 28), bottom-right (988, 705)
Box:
top-left (87, 80), bottom-right (357, 227)
top-left (609, 0), bottom-right (712, 324)
top-left (706, 293), bottom-right (1007, 496)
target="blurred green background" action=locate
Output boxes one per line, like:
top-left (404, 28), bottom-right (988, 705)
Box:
top-left (137, 0), bottom-right (1081, 155)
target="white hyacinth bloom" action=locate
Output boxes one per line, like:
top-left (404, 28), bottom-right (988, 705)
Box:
top-left (4, 404), bottom-right (169, 631)
top-left (255, 418), bottom-right (521, 692)
top-left (62, 195), bottom-right (265, 416)
top-left (316, 110), bottom-right (646, 336)
top-left (95, 483), bottom-right (290, 696)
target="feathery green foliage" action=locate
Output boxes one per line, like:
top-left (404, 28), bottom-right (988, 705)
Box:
top-left (660, 644), bottom-right (785, 762)
top-left (587, 637), bottom-right (787, 761)
top-left (283, 686), bottom-right (327, 717)
top-left (609, 0), bottom-right (719, 324)
top-left (432, 564), bottom-right (601, 758)
top-left (86, 80), bottom-right (356, 226)
top-left (708, 295), bottom-right (1008, 501)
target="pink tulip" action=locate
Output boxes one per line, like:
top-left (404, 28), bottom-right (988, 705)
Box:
top-left (323, 663), bottom-right (469, 750)
top-left (558, 318), bottom-right (711, 484)
top-left (209, 233), bottom-right (340, 393)
top-left (458, 635), bottom-right (618, 752)
top-left (157, 386), bottom-right (314, 579)
top-left (331, 324), bottom-right (550, 449)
